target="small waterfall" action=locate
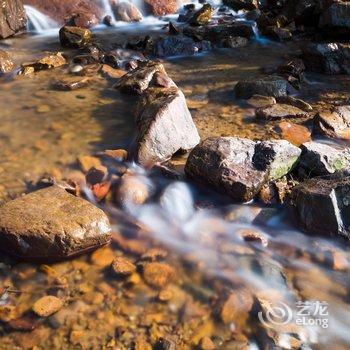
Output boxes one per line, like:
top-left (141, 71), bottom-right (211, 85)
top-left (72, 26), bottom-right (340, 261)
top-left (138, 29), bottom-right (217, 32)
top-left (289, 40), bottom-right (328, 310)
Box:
top-left (100, 0), bottom-right (117, 22)
top-left (24, 5), bottom-right (58, 33)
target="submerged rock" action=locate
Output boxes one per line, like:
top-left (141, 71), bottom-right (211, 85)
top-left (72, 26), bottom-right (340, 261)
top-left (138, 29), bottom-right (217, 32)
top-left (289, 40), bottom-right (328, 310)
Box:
top-left (235, 76), bottom-right (289, 99)
top-left (301, 42), bottom-right (350, 75)
top-left (290, 176), bottom-right (350, 239)
top-left (185, 137), bottom-right (300, 202)
top-left (32, 296), bottom-right (63, 317)
top-left (0, 50), bottom-right (14, 74)
top-left (111, 256), bottom-right (136, 277)
top-left (256, 103), bottom-right (309, 120)
top-left (132, 87), bottom-right (200, 166)
top-left (0, 186), bottom-right (111, 261)
top-left (0, 0), bottom-right (26, 39)
top-left (313, 105), bottom-right (350, 140)
top-left (299, 141), bottom-right (350, 176)
top-left (59, 26), bottom-right (92, 48)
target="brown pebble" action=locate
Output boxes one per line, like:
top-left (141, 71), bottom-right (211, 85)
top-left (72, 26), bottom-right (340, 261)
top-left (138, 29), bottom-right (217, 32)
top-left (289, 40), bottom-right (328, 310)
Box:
top-left (78, 155), bottom-right (102, 173)
top-left (91, 181), bottom-right (111, 202)
top-left (158, 289), bottom-right (173, 302)
top-left (143, 262), bottom-right (175, 289)
top-left (32, 296), bottom-right (63, 317)
top-left (141, 248), bottom-right (168, 262)
top-left (217, 287), bottom-right (254, 325)
top-left (111, 257), bottom-right (136, 277)
top-left (199, 336), bottom-right (215, 350)
top-left (97, 149), bottom-right (128, 162)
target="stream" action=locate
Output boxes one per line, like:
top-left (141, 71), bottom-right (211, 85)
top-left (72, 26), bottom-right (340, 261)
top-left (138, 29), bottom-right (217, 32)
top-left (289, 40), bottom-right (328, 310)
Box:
top-left (0, 1), bottom-right (350, 349)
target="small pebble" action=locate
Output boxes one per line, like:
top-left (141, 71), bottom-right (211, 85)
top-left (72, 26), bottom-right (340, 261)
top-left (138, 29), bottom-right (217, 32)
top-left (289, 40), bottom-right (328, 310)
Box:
top-left (111, 257), bottom-right (136, 277)
top-left (32, 295), bottom-right (63, 317)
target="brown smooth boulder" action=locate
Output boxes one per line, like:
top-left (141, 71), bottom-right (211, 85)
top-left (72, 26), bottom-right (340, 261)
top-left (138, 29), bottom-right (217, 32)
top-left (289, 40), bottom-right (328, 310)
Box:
top-left (0, 186), bottom-right (111, 261)
top-left (0, 0), bottom-right (26, 39)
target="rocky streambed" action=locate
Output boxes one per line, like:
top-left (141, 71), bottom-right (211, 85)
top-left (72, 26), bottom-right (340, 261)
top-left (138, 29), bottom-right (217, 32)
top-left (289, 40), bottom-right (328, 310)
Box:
top-left (0, 0), bottom-right (350, 349)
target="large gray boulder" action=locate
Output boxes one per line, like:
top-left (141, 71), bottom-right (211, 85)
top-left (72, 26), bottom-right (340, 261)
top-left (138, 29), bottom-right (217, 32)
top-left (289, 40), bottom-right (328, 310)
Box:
top-left (0, 186), bottom-right (111, 261)
top-left (299, 141), bottom-right (350, 176)
top-left (0, 0), bottom-right (26, 39)
top-left (290, 176), bottom-right (350, 239)
top-left (132, 87), bottom-right (200, 166)
top-left (185, 137), bottom-right (300, 202)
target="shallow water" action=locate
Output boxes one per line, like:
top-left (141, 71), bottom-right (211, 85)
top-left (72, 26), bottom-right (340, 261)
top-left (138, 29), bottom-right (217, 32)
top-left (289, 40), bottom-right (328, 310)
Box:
top-left (0, 25), bottom-right (350, 349)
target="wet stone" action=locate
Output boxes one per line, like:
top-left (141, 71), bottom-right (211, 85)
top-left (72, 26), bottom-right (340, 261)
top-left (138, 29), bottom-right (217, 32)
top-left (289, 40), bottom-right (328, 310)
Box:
top-left (59, 26), bottom-right (92, 48)
top-left (275, 121), bottom-right (311, 147)
top-left (32, 296), bottom-right (63, 317)
top-left (114, 173), bottom-right (150, 207)
top-left (247, 94), bottom-right (276, 108)
top-left (0, 186), bottom-right (111, 261)
top-left (190, 4), bottom-right (213, 26)
top-left (235, 76), bottom-right (289, 99)
top-left (256, 103), bottom-right (309, 120)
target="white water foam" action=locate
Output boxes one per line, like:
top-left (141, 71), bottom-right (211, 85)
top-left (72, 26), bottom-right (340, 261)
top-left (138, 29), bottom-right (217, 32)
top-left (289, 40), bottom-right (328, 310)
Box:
top-left (24, 5), bottom-right (58, 33)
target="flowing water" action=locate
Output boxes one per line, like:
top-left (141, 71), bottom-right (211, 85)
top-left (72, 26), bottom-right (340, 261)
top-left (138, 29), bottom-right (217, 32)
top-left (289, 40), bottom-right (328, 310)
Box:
top-left (0, 2), bottom-right (350, 349)
top-left (24, 5), bottom-right (58, 33)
